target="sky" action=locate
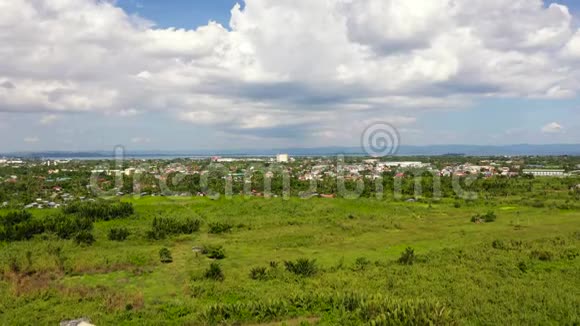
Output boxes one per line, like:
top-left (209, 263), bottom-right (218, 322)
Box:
top-left (1, 0), bottom-right (580, 152)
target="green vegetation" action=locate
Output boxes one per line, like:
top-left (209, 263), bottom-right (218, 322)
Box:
top-left (73, 230), bottom-right (95, 246)
top-left (108, 227), bottom-right (130, 241)
top-left (470, 211), bottom-right (497, 223)
top-left (208, 221), bottom-right (233, 234)
top-left (0, 196), bottom-right (579, 325)
top-left (159, 248), bottom-right (173, 264)
top-left (201, 244), bottom-right (226, 260)
top-left (249, 266), bottom-right (268, 280)
top-left (146, 217), bottom-right (201, 240)
top-left (397, 247), bottom-right (416, 265)
top-left (284, 258), bottom-right (318, 277)
top-left (204, 262), bottom-right (225, 281)
top-left (62, 201), bottom-right (134, 221)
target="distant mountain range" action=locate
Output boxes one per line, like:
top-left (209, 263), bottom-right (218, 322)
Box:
top-left (3, 144), bottom-right (580, 159)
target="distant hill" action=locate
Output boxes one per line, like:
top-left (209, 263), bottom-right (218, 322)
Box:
top-left (3, 144), bottom-right (580, 159)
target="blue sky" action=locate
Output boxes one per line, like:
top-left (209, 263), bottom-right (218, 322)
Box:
top-left (116, 0), bottom-right (580, 29)
top-left (1, 0), bottom-right (580, 152)
top-left (117, 0), bottom-right (242, 30)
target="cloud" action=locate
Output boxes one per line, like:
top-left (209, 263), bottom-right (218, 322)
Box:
top-left (23, 136), bottom-right (39, 143)
top-left (0, 81), bottom-right (15, 89)
top-left (131, 137), bottom-right (151, 144)
top-left (39, 114), bottom-right (59, 125)
top-left (0, 0), bottom-right (580, 142)
top-left (542, 122), bottom-right (564, 134)
top-left (118, 108), bottom-right (140, 117)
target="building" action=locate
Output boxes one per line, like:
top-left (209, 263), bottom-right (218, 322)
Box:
top-left (216, 158), bottom-right (236, 163)
top-left (276, 154), bottom-right (289, 163)
top-left (523, 169), bottom-right (566, 177)
top-left (379, 162), bottom-right (426, 169)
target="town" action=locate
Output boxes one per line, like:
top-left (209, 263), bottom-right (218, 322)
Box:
top-left (1, 154), bottom-right (580, 209)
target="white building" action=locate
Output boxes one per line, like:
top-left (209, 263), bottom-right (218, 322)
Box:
top-left (276, 154), bottom-right (289, 163)
top-left (523, 169), bottom-right (566, 177)
top-left (379, 162), bottom-right (426, 169)
top-left (216, 158), bottom-right (236, 163)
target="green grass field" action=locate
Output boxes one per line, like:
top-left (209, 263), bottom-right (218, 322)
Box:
top-left (1, 197), bottom-right (579, 325)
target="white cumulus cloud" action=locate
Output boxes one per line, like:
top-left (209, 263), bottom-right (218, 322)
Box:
top-left (23, 136), bottom-right (40, 143)
top-left (541, 122), bottom-right (564, 133)
top-left (0, 0), bottom-right (579, 140)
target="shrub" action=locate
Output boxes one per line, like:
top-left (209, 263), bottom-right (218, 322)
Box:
top-left (0, 211), bottom-right (45, 242)
top-left (531, 250), bottom-right (553, 261)
top-left (353, 257), bottom-right (371, 271)
top-left (284, 258), bottom-right (317, 277)
top-left (48, 245), bottom-right (67, 271)
top-left (202, 245), bottom-right (226, 260)
top-left (204, 262), bottom-right (224, 281)
top-left (269, 261), bottom-right (279, 269)
top-left (492, 239), bottom-right (524, 250)
top-left (471, 211), bottom-right (497, 223)
top-left (25, 251), bottom-right (33, 271)
top-left (208, 222), bottom-right (233, 234)
top-left (74, 230), bottom-right (96, 246)
top-left (530, 200), bottom-right (545, 208)
top-left (249, 266), bottom-right (268, 280)
top-left (159, 248), bottom-right (173, 263)
top-left (517, 261), bottom-right (528, 273)
top-left (44, 214), bottom-right (93, 240)
top-left (398, 247), bottom-right (416, 265)
top-left (147, 217), bottom-right (201, 240)
top-left (563, 248), bottom-right (579, 260)
top-left (63, 201), bottom-right (134, 221)
top-left (201, 292), bottom-right (455, 325)
top-left (108, 227), bottom-right (130, 241)
top-left (492, 239), bottom-right (506, 250)
top-left (8, 255), bottom-right (20, 273)
top-left (483, 211), bottom-right (497, 222)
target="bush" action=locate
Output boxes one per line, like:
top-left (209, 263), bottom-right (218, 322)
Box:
top-left (492, 239), bottom-right (506, 250)
top-left (471, 211), bottom-right (497, 223)
top-left (205, 262), bottom-right (224, 281)
top-left (147, 217), bottom-right (201, 240)
top-left (398, 247), bottom-right (416, 265)
top-left (63, 201), bottom-right (134, 221)
top-left (353, 257), bottom-right (371, 271)
top-left (530, 200), bottom-right (545, 208)
top-left (517, 261), bottom-right (528, 273)
top-left (208, 222), bottom-right (233, 234)
top-left (108, 227), bottom-right (130, 241)
top-left (8, 255), bottom-right (20, 273)
top-left (249, 266), bottom-right (268, 280)
top-left (74, 230), bottom-right (96, 246)
top-left (531, 250), bottom-right (553, 261)
top-left (44, 214), bottom-right (93, 240)
top-left (483, 211), bottom-right (497, 222)
top-left (202, 245), bottom-right (226, 260)
top-left (284, 258), bottom-right (317, 277)
top-left (202, 292), bottom-right (455, 325)
top-left (159, 248), bottom-right (173, 263)
top-left (0, 211), bottom-right (44, 242)
top-left (492, 239), bottom-right (524, 250)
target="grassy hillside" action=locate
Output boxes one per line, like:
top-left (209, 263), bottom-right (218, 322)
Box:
top-left (1, 197), bottom-right (579, 325)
